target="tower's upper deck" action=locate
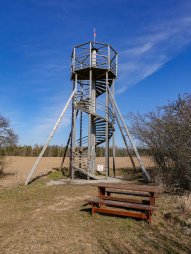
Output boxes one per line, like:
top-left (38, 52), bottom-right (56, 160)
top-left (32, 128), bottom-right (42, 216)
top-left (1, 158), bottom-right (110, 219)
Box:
top-left (71, 41), bottom-right (118, 80)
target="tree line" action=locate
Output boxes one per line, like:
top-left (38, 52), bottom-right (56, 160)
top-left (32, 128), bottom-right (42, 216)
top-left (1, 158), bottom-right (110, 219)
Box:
top-left (0, 145), bottom-right (149, 157)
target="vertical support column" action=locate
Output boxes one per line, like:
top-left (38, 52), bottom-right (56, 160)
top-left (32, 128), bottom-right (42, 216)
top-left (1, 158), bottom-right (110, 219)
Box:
top-left (70, 48), bottom-right (75, 179)
top-left (79, 81), bottom-right (83, 168)
top-left (87, 41), bottom-right (93, 177)
top-left (112, 79), bottom-right (116, 176)
top-left (79, 82), bottom-right (83, 148)
top-left (105, 72), bottom-right (109, 178)
top-left (91, 78), bottom-right (96, 174)
top-left (71, 73), bottom-right (77, 180)
top-left (88, 69), bottom-right (92, 177)
top-left (70, 87), bottom-right (74, 178)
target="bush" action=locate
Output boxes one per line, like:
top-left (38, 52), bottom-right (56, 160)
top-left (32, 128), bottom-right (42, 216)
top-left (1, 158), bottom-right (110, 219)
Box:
top-left (0, 116), bottom-right (17, 176)
top-left (128, 94), bottom-right (191, 191)
top-left (0, 156), bottom-right (6, 176)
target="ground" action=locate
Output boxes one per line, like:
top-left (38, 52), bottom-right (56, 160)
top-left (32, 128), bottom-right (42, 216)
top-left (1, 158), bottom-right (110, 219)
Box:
top-left (0, 176), bottom-right (191, 254)
top-left (0, 157), bottom-right (190, 253)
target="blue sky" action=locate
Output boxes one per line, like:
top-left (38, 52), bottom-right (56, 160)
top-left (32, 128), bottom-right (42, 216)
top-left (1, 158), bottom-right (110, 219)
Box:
top-left (0, 0), bottom-right (191, 146)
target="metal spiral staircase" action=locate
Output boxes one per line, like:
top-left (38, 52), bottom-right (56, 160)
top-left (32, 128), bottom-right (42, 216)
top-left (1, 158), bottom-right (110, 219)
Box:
top-left (72, 79), bottom-right (115, 179)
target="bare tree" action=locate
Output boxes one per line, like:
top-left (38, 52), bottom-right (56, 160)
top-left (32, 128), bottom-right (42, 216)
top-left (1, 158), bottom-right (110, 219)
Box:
top-left (128, 94), bottom-right (191, 191)
top-left (0, 116), bottom-right (18, 176)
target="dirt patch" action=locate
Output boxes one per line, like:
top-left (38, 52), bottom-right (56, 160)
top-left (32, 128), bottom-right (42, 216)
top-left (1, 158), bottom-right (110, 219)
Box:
top-left (32, 194), bottom-right (91, 216)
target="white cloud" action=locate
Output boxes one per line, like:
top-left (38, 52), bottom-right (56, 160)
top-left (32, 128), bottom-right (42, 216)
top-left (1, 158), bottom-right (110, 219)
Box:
top-left (117, 15), bottom-right (191, 94)
top-left (123, 42), bottom-right (154, 57)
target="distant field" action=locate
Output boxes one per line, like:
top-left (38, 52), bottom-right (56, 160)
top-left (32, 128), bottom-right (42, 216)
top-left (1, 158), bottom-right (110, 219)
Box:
top-left (1, 156), bottom-right (154, 187)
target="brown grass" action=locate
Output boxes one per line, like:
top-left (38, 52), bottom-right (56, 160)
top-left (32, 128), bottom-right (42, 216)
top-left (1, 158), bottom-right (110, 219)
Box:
top-left (0, 157), bottom-right (190, 253)
top-left (177, 194), bottom-right (191, 216)
top-left (0, 180), bottom-right (190, 254)
top-left (0, 156), bottom-right (154, 188)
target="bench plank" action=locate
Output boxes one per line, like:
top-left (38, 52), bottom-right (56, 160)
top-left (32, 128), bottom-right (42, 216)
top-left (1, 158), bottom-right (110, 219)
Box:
top-left (106, 189), bottom-right (151, 197)
top-left (97, 183), bottom-right (162, 194)
top-left (86, 198), bottom-right (157, 211)
top-left (103, 195), bottom-right (149, 205)
top-left (93, 207), bottom-right (148, 220)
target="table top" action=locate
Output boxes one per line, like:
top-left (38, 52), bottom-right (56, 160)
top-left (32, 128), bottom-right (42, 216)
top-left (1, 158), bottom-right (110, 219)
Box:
top-left (97, 183), bottom-right (163, 193)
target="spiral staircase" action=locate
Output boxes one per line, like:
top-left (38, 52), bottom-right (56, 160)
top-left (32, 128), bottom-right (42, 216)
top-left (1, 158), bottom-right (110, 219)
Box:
top-left (72, 79), bottom-right (114, 179)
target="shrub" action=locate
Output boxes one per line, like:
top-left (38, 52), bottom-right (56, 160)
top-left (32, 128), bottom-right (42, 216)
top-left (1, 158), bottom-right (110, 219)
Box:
top-left (0, 156), bottom-right (6, 176)
top-left (128, 94), bottom-right (191, 191)
top-left (0, 116), bottom-right (17, 176)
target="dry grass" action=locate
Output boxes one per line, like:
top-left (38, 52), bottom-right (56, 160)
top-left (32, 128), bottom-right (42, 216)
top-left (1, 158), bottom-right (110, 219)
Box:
top-left (177, 194), bottom-right (191, 216)
top-left (0, 179), bottom-right (190, 254)
top-left (0, 156), bottom-right (154, 188)
top-left (1, 156), bottom-right (190, 253)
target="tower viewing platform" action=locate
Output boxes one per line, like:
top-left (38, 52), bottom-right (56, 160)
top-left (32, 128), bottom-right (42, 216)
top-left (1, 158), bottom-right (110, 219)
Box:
top-left (71, 41), bottom-right (118, 80)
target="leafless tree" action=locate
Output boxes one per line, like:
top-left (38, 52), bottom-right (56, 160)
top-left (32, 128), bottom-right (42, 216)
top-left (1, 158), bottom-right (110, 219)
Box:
top-left (0, 116), bottom-right (18, 175)
top-left (128, 94), bottom-right (191, 191)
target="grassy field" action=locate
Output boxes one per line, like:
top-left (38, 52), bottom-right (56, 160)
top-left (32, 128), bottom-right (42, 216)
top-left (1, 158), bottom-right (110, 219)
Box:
top-left (0, 175), bottom-right (191, 254)
top-left (0, 157), bottom-right (190, 253)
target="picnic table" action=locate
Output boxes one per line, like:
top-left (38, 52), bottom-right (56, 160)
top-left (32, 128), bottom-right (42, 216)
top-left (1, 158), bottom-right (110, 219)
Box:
top-left (86, 183), bottom-right (162, 224)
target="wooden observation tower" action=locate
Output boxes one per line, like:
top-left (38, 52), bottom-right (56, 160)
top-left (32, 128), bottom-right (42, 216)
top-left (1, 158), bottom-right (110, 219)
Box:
top-left (25, 40), bottom-right (151, 185)
top-left (70, 41), bottom-right (117, 179)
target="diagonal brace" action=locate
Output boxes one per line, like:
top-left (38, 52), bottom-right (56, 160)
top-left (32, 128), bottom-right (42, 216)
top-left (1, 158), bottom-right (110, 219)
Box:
top-left (25, 88), bottom-right (76, 185)
top-left (106, 83), bottom-right (151, 183)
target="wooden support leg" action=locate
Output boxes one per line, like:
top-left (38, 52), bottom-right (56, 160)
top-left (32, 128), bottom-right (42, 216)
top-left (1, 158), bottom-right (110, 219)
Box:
top-left (149, 193), bottom-right (155, 215)
top-left (150, 193), bottom-right (155, 206)
top-left (98, 187), bottom-right (106, 208)
top-left (98, 187), bottom-right (105, 199)
top-left (148, 211), bottom-right (152, 225)
top-left (91, 204), bottom-right (95, 216)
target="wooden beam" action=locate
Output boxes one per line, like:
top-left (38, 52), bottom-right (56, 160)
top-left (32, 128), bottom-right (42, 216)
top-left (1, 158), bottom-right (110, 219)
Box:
top-left (25, 88), bottom-right (76, 185)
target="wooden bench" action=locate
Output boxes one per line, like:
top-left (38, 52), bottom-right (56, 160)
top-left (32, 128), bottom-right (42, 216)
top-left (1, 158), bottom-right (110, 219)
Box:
top-left (105, 188), bottom-right (159, 205)
top-left (86, 197), bottom-right (158, 224)
top-left (98, 184), bottom-right (162, 206)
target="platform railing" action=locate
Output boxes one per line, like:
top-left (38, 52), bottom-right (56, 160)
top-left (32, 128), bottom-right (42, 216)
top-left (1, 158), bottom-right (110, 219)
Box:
top-left (71, 41), bottom-right (117, 77)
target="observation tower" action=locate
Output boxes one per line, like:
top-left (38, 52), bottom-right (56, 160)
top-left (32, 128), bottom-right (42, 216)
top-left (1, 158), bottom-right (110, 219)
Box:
top-left (25, 40), bottom-right (151, 185)
top-left (70, 41), bottom-right (117, 179)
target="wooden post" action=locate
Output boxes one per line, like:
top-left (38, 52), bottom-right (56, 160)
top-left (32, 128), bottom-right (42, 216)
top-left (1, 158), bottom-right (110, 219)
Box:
top-left (60, 131), bottom-right (71, 171)
top-left (88, 68), bottom-right (92, 177)
top-left (112, 79), bottom-right (116, 176)
top-left (106, 83), bottom-right (151, 183)
top-left (25, 88), bottom-right (76, 185)
top-left (105, 72), bottom-right (109, 178)
top-left (71, 73), bottom-right (77, 180)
